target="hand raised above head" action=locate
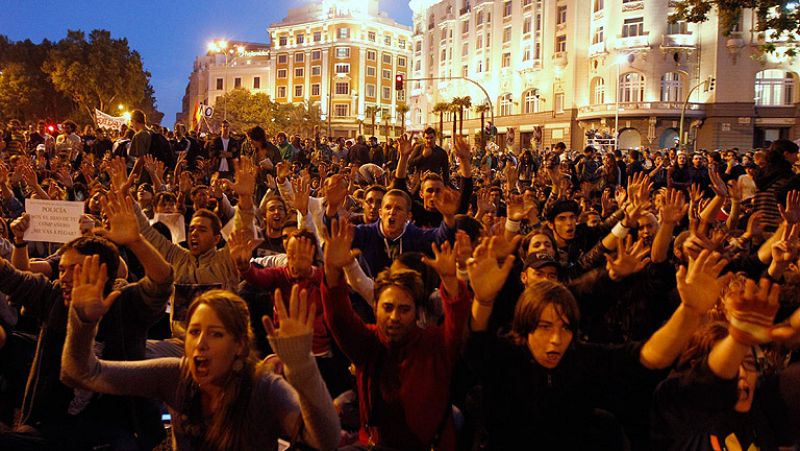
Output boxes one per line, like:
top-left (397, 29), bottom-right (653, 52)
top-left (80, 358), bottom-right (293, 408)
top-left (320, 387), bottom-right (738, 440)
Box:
top-left (70, 255), bottom-right (121, 323)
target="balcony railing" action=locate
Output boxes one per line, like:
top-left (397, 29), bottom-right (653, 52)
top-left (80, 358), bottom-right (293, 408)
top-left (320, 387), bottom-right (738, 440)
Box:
top-left (613, 34), bottom-right (650, 50)
top-left (589, 41), bottom-right (607, 56)
top-left (578, 101), bottom-right (705, 116)
top-left (661, 33), bottom-right (696, 49)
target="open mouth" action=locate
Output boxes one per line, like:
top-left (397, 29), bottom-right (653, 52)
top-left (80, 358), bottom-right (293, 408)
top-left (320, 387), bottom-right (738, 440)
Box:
top-left (193, 356), bottom-right (210, 377)
top-left (545, 351), bottom-right (561, 364)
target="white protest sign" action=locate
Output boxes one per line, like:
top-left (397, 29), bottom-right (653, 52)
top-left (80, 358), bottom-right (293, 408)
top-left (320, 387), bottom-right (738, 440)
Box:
top-left (95, 109), bottom-right (128, 129)
top-left (24, 199), bottom-right (84, 243)
top-left (151, 213), bottom-right (186, 244)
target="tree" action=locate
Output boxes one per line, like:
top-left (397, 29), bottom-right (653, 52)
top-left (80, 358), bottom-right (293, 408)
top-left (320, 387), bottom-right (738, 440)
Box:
top-left (365, 105), bottom-right (379, 136)
top-left (395, 102), bottom-right (410, 135)
top-left (43, 29), bottom-right (161, 125)
top-left (381, 110), bottom-right (393, 140)
top-left (457, 96), bottom-right (472, 136)
top-left (212, 88), bottom-right (279, 134)
top-left (672, 1), bottom-right (800, 55)
top-left (475, 103), bottom-right (491, 151)
top-left (449, 101), bottom-right (459, 143)
top-left (432, 102), bottom-right (450, 146)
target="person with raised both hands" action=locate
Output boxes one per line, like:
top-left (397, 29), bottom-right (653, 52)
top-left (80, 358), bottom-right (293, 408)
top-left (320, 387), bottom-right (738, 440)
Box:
top-left (60, 256), bottom-right (341, 451)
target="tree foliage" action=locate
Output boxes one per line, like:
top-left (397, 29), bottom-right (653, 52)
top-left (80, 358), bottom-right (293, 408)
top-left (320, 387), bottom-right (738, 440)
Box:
top-left (211, 88), bottom-right (323, 137)
top-left (43, 30), bottom-right (161, 125)
top-left (672, 1), bottom-right (800, 55)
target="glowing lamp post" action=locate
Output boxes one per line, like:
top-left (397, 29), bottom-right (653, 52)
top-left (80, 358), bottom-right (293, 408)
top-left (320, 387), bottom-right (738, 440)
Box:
top-left (208, 39), bottom-right (232, 120)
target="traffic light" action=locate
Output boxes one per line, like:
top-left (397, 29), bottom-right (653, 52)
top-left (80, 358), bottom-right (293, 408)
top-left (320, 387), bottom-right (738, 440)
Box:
top-left (395, 74), bottom-right (405, 91)
top-left (708, 76), bottom-right (716, 91)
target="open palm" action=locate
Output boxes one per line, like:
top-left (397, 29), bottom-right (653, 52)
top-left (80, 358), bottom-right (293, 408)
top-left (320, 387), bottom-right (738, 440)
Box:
top-left (264, 285), bottom-right (315, 339)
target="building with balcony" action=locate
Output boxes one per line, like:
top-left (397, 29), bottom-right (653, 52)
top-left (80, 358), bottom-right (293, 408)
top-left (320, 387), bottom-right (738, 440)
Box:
top-left (408, 0), bottom-right (799, 152)
top-left (268, 0), bottom-right (412, 137)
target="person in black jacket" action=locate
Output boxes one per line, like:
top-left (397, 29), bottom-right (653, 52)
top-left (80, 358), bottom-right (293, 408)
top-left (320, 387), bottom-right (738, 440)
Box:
top-left (210, 120), bottom-right (241, 179)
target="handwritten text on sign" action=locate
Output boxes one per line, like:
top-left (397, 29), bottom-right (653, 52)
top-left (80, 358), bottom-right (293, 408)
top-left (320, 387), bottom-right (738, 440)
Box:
top-left (24, 199), bottom-right (84, 243)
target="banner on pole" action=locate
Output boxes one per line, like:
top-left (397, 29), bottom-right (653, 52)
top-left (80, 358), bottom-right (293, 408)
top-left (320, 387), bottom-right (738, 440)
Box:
top-left (95, 109), bottom-right (128, 129)
top-left (24, 199), bottom-right (84, 243)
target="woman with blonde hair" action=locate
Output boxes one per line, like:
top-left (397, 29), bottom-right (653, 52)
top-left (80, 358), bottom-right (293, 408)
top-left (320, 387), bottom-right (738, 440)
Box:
top-left (60, 255), bottom-right (340, 451)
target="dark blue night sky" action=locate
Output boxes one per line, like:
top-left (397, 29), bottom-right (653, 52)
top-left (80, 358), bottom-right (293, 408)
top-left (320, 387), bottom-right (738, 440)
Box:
top-left (0, 0), bottom-right (413, 125)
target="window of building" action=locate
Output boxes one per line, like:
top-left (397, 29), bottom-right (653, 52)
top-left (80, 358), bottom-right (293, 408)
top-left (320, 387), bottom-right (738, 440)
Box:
top-left (335, 63), bottom-right (349, 74)
top-left (382, 53), bottom-right (392, 64)
top-left (523, 47), bottom-right (531, 61)
top-left (279, 36), bottom-right (287, 46)
top-left (366, 66), bottom-right (376, 76)
top-left (503, 26), bottom-right (512, 43)
top-left (619, 72), bottom-right (646, 102)
top-left (368, 31), bottom-right (376, 42)
top-left (755, 70), bottom-right (796, 106)
top-left (504, 1), bottom-right (512, 17)
top-left (311, 66), bottom-right (321, 76)
top-left (462, 43), bottom-right (469, 56)
top-left (414, 60), bottom-right (420, 71)
top-left (294, 85), bottom-right (303, 97)
top-left (382, 69), bottom-right (391, 79)
top-left (476, 35), bottom-right (483, 49)
top-left (215, 78), bottom-right (223, 90)
top-left (534, 42), bottom-right (541, 59)
top-left (485, 57), bottom-right (490, 72)
top-left (429, 14), bottom-right (436, 29)
top-left (399, 39), bottom-right (406, 49)
top-left (523, 0), bottom-right (533, 5)
top-left (234, 77), bottom-right (241, 88)
top-left (277, 86), bottom-right (287, 97)
top-left (476, 11), bottom-right (483, 24)
top-left (296, 34), bottom-right (304, 44)
top-left (556, 35), bottom-right (567, 52)
top-left (382, 86), bottom-right (391, 99)
top-left (462, 21), bottom-right (469, 34)
top-left (335, 47), bottom-right (350, 58)
top-left (591, 77), bottom-right (605, 104)
top-left (661, 72), bottom-right (683, 102)
top-left (313, 31), bottom-right (321, 42)
top-left (594, 0), bottom-right (604, 12)
top-left (622, 17), bottom-right (644, 38)
top-left (295, 53), bottom-right (304, 63)
top-left (523, 17), bottom-right (532, 34)
top-left (441, 48), bottom-right (447, 61)
top-left (557, 5), bottom-right (567, 24)
top-left (338, 27), bottom-right (350, 39)
top-left (535, 14), bottom-right (542, 31)
top-left (312, 50), bottom-right (321, 60)
top-left (499, 93), bottom-right (513, 116)
top-left (295, 67), bottom-right (304, 77)
top-left (367, 50), bottom-right (377, 61)
top-left (334, 104), bottom-right (349, 117)
top-left (398, 56), bottom-right (406, 67)
top-left (501, 52), bottom-right (511, 68)
top-left (277, 69), bottom-right (287, 78)
top-left (462, 65), bottom-right (469, 77)
top-left (335, 82), bottom-right (349, 95)
top-left (384, 35), bottom-right (392, 46)
top-left (666, 17), bottom-right (689, 35)
top-left (366, 84), bottom-right (376, 97)
top-left (253, 77), bottom-right (261, 89)
top-left (476, 59), bottom-right (483, 73)
top-left (311, 84), bottom-right (320, 96)
top-left (277, 54), bottom-right (287, 64)
top-left (593, 26), bottom-right (604, 44)
top-left (554, 92), bottom-right (565, 113)
top-left (523, 90), bottom-right (540, 113)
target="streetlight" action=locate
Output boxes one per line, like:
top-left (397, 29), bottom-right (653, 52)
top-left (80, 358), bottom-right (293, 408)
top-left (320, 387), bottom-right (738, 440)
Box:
top-left (614, 53), bottom-right (628, 150)
top-left (679, 76), bottom-right (716, 148)
top-left (208, 39), bottom-right (232, 120)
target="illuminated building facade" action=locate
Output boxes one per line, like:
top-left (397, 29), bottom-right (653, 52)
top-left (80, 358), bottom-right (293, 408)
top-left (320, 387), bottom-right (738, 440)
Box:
top-left (408, 0), bottom-right (799, 151)
top-left (268, 0), bottom-right (412, 137)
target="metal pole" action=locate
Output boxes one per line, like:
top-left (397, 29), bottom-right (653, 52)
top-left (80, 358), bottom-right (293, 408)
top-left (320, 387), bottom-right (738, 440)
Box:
top-left (614, 63), bottom-right (620, 150)
top-left (679, 80), bottom-right (705, 147)
top-left (223, 52), bottom-right (229, 121)
top-left (404, 76), bottom-right (494, 131)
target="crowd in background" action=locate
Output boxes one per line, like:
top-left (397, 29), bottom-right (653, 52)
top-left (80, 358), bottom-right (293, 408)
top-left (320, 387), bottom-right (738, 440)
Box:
top-left (0, 110), bottom-right (799, 450)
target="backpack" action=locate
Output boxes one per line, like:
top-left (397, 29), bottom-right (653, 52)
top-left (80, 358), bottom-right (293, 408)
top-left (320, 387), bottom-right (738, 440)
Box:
top-left (148, 131), bottom-right (174, 167)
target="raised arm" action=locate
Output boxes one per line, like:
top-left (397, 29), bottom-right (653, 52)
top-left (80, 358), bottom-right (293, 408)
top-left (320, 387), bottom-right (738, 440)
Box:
top-left (466, 237), bottom-right (517, 332)
top-left (652, 188), bottom-right (688, 264)
top-left (640, 250), bottom-right (728, 369)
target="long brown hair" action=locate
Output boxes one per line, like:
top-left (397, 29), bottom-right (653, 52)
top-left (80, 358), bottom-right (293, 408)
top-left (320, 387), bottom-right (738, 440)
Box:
top-left (175, 290), bottom-right (260, 451)
top-left (510, 280), bottom-right (580, 345)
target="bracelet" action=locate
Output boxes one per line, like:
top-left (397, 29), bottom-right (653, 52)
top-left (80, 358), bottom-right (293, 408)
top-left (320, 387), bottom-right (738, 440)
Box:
top-left (611, 222), bottom-right (629, 239)
top-left (505, 219), bottom-right (521, 233)
top-left (13, 241), bottom-right (27, 248)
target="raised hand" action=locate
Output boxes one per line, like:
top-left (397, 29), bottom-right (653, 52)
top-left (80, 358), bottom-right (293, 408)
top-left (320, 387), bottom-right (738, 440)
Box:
top-left (290, 173), bottom-right (311, 215)
top-left (605, 236), bottom-right (651, 281)
top-left (276, 161), bottom-right (292, 182)
top-left (228, 228), bottom-right (254, 273)
top-left (230, 156), bottom-right (257, 198)
top-left (708, 167), bottom-right (728, 198)
top-left (466, 237), bottom-right (516, 304)
top-left (453, 230), bottom-right (473, 269)
top-left (323, 217), bottom-right (356, 270)
top-left (422, 240), bottom-right (459, 297)
top-left (507, 193), bottom-right (533, 222)
top-left (10, 213), bottom-right (30, 243)
top-left (453, 136), bottom-right (471, 163)
top-left (676, 250), bottom-right (728, 316)
top-left (688, 184), bottom-right (704, 204)
top-left (323, 173), bottom-right (348, 215)
top-left (70, 255), bottom-right (122, 322)
top-left (727, 278), bottom-right (781, 345)
top-left (614, 186), bottom-right (627, 208)
top-left (396, 133), bottom-right (415, 159)
top-left (659, 188), bottom-right (688, 225)
top-left (476, 189), bottom-right (496, 215)
top-left (778, 190), bottom-right (800, 225)
top-left (94, 191), bottom-right (142, 246)
top-left (771, 223), bottom-right (800, 266)
top-left (433, 187), bottom-right (460, 218)
top-left (107, 157), bottom-right (130, 193)
top-left (264, 285), bottom-right (315, 339)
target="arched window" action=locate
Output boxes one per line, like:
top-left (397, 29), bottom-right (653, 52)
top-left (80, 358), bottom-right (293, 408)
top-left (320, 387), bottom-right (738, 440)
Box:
top-left (590, 77), bottom-right (605, 105)
top-left (498, 93), bottom-right (513, 116)
top-left (661, 72), bottom-right (684, 102)
top-left (619, 72), bottom-right (645, 103)
top-left (755, 70), bottom-right (796, 106)
top-left (523, 89), bottom-right (540, 113)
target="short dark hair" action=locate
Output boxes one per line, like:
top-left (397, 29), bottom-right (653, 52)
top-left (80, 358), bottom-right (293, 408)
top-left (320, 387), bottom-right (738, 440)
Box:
top-left (192, 209), bottom-right (222, 236)
top-left (512, 280), bottom-right (579, 342)
top-left (424, 127), bottom-right (437, 137)
top-left (383, 189), bottom-right (412, 210)
top-left (554, 142), bottom-right (566, 151)
top-left (374, 268), bottom-right (426, 309)
top-left (247, 125), bottom-right (267, 144)
top-left (60, 236), bottom-right (120, 294)
top-left (364, 184), bottom-right (388, 198)
top-left (130, 109), bottom-right (146, 125)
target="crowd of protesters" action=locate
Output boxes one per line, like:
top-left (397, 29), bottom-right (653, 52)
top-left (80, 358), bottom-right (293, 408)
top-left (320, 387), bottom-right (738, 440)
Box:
top-left (0, 109), bottom-right (799, 451)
